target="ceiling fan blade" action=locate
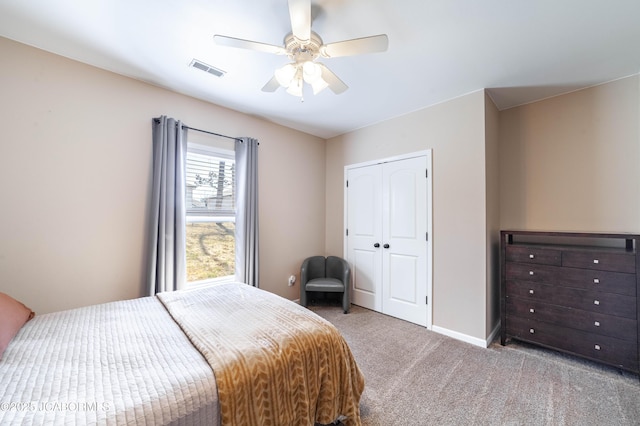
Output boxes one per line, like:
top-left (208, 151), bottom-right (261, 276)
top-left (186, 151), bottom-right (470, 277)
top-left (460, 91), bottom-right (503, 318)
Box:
top-left (288, 0), bottom-right (311, 42)
top-left (262, 75), bottom-right (281, 92)
top-left (318, 63), bottom-right (348, 94)
top-left (214, 35), bottom-right (287, 55)
top-left (321, 34), bottom-right (389, 58)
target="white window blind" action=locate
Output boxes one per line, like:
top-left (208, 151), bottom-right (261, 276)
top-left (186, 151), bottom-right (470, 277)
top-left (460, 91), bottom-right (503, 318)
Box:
top-left (186, 146), bottom-right (235, 218)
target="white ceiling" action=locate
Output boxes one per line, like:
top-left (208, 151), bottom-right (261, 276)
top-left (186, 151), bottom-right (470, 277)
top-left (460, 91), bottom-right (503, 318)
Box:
top-left (1, 0), bottom-right (639, 139)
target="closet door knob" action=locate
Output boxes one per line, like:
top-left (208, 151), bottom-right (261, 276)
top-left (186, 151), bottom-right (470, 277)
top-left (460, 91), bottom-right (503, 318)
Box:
top-left (383, 244), bottom-right (390, 249)
top-left (374, 243), bottom-right (380, 248)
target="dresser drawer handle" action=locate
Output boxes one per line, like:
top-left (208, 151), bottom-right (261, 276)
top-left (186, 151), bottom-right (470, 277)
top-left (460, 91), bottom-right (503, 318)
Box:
top-left (529, 271), bottom-right (534, 276)
top-left (529, 289), bottom-right (534, 295)
top-left (594, 321), bottom-right (600, 327)
top-left (593, 278), bottom-right (600, 284)
top-left (594, 344), bottom-right (601, 351)
top-left (529, 308), bottom-right (535, 313)
top-left (593, 259), bottom-right (599, 264)
top-left (529, 328), bottom-right (535, 334)
top-left (594, 300), bottom-right (600, 305)
top-left (529, 254), bottom-right (535, 259)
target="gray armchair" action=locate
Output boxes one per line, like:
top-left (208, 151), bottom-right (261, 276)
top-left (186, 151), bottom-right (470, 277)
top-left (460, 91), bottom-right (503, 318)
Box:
top-left (300, 256), bottom-right (351, 314)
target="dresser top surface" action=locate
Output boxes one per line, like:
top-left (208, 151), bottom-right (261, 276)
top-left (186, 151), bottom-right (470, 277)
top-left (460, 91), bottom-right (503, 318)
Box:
top-left (501, 230), bottom-right (640, 239)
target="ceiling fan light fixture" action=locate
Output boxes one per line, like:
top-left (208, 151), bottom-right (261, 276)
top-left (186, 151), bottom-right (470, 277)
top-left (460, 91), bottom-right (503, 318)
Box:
top-left (302, 61), bottom-right (322, 83)
top-left (276, 61), bottom-right (328, 97)
top-left (275, 63), bottom-right (297, 87)
top-left (286, 77), bottom-right (303, 97)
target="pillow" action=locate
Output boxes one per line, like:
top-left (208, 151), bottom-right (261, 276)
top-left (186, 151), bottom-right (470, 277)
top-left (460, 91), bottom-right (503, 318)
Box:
top-left (0, 292), bottom-right (35, 360)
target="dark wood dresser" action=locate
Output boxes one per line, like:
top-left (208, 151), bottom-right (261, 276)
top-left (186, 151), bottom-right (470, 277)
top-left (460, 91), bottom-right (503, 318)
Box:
top-left (500, 230), bottom-right (640, 373)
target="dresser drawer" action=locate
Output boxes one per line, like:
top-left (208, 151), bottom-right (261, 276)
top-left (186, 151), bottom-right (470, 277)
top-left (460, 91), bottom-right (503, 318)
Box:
top-left (506, 316), bottom-right (638, 370)
top-left (506, 280), bottom-right (637, 319)
top-left (505, 262), bottom-right (560, 284)
top-left (505, 262), bottom-right (636, 296)
top-left (562, 250), bottom-right (636, 273)
top-left (506, 245), bottom-right (561, 265)
top-left (506, 297), bottom-right (637, 341)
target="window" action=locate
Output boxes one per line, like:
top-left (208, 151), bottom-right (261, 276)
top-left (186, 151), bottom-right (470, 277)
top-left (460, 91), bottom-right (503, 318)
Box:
top-left (185, 143), bottom-right (235, 284)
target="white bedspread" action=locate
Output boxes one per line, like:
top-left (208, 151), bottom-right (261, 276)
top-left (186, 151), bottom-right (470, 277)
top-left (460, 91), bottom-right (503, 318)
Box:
top-left (0, 296), bottom-right (219, 425)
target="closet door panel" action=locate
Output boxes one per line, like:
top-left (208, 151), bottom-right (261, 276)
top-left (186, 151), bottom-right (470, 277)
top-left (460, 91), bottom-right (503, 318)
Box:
top-left (382, 156), bottom-right (428, 326)
top-left (346, 165), bottom-right (382, 312)
top-left (388, 253), bottom-right (418, 303)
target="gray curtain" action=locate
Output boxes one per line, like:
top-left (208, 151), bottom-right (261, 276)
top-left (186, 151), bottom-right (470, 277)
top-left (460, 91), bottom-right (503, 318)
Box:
top-left (147, 116), bottom-right (188, 295)
top-left (235, 137), bottom-right (259, 287)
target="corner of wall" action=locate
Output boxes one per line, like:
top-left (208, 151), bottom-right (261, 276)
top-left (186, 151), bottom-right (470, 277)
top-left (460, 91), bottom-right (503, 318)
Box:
top-left (484, 90), bottom-right (501, 339)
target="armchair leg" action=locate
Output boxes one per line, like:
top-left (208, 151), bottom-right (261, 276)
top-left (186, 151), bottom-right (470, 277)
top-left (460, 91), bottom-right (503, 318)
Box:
top-left (342, 292), bottom-right (349, 314)
top-left (300, 290), bottom-right (307, 307)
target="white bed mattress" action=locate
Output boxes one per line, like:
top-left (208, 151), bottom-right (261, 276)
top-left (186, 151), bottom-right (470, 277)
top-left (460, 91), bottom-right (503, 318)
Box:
top-left (0, 296), bottom-right (219, 425)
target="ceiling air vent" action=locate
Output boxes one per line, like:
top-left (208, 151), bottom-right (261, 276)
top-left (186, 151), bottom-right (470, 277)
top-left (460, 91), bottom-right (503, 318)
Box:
top-left (189, 59), bottom-right (226, 77)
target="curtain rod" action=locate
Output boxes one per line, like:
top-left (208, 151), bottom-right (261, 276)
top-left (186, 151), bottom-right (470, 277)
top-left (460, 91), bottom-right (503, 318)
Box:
top-left (181, 125), bottom-right (243, 142)
top-left (153, 117), bottom-right (254, 143)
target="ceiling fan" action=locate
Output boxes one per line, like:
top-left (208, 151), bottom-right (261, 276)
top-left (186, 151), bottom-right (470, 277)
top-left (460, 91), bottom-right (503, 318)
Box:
top-left (213, 0), bottom-right (388, 99)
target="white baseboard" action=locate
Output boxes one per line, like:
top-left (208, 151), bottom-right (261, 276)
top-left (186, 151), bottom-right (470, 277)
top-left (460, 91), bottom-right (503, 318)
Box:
top-left (432, 320), bottom-right (501, 348)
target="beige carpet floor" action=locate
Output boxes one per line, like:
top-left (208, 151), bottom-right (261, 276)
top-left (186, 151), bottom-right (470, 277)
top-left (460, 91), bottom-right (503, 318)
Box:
top-left (309, 303), bottom-right (640, 426)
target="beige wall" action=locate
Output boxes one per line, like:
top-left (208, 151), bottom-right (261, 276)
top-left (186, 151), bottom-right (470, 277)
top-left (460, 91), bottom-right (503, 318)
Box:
top-left (0, 37), bottom-right (325, 314)
top-left (326, 90), bottom-right (491, 341)
top-left (499, 75), bottom-right (640, 233)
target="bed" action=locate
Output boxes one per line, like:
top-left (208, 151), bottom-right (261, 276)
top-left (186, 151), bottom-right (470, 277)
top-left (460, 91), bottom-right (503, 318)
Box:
top-left (0, 283), bottom-right (364, 425)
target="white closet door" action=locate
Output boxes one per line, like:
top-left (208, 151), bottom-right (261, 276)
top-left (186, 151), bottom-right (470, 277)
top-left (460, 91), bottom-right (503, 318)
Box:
top-left (381, 156), bottom-right (428, 326)
top-left (346, 153), bottom-right (430, 327)
top-left (346, 165), bottom-right (382, 311)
